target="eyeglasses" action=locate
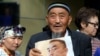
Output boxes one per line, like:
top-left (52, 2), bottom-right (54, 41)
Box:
top-left (87, 22), bottom-right (99, 27)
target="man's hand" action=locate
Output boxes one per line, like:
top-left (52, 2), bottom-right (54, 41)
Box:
top-left (29, 48), bottom-right (42, 56)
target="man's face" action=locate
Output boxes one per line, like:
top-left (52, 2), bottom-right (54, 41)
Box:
top-left (46, 7), bottom-right (72, 33)
top-left (48, 41), bottom-right (67, 56)
top-left (3, 36), bottom-right (23, 51)
top-left (81, 16), bottom-right (99, 36)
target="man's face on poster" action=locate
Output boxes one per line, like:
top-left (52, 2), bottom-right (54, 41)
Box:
top-left (48, 40), bottom-right (67, 56)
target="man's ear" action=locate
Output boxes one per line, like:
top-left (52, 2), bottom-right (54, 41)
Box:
top-left (46, 15), bottom-right (48, 24)
top-left (81, 21), bottom-right (86, 28)
top-left (68, 16), bottom-right (72, 26)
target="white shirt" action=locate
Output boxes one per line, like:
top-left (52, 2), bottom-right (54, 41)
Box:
top-left (64, 30), bottom-right (74, 56)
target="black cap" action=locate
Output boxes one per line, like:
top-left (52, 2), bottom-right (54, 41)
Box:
top-left (48, 2), bottom-right (71, 13)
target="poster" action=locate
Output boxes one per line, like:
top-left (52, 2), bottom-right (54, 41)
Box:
top-left (35, 37), bottom-right (68, 56)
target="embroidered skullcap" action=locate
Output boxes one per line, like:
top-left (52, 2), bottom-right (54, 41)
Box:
top-left (48, 2), bottom-right (71, 13)
top-left (0, 24), bottom-right (26, 41)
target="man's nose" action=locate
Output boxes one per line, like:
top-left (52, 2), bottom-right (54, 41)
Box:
top-left (49, 50), bottom-right (54, 56)
top-left (55, 16), bottom-right (60, 23)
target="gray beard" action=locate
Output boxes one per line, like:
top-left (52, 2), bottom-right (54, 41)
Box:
top-left (52, 32), bottom-right (62, 38)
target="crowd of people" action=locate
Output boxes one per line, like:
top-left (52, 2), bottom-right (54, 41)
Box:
top-left (0, 2), bottom-right (100, 56)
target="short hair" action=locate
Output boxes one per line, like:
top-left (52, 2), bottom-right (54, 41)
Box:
top-left (50, 39), bottom-right (66, 48)
top-left (75, 7), bottom-right (99, 30)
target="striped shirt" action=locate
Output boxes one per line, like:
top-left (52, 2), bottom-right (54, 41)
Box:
top-left (91, 37), bottom-right (100, 56)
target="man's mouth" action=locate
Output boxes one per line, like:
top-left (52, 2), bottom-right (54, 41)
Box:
top-left (54, 25), bottom-right (61, 27)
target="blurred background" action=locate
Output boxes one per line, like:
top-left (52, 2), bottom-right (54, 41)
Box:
top-left (0, 0), bottom-right (99, 56)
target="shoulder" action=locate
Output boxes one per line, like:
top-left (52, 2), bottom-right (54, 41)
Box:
top-left (71, 30), bottom-right (90, 39)
top-left (31, 31), bottom-right (48, 37)
top-left (71, 30), bottom-right (86, 36)
top-left (28, 31), bottom-right (51, 43)
top-left (27, 31), bottom-right (51, 48)
top-left (0, 48), bottom-right (3, 52)
top-left (0, 48), bottom-right (7, 56)
top-left (71, 30), bottom-right (91, 45)
top-left (0, 48), bottom-right (4, 52)
top-left (31, 31), bottom-right (50, 39)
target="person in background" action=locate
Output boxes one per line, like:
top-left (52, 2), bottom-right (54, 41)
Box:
top-left (48, 39), bottom-right (68, 56)
top-left (0, 25), bottom-right (26, 56)
top-left (75, 7), bottom-right (100, 56)
top-left (26, 2), bottom-right (92, 56)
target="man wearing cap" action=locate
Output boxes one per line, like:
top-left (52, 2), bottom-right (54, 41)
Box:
top-left (0, 25), bottom-right (25, 56)
top-left (26, 2), bottom-right (92, 56)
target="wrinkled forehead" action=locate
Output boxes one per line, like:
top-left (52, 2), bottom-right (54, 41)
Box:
top-left (48, 7), bottom-right (69, 15)
top-left (49, 41), bottom-right (60, 48)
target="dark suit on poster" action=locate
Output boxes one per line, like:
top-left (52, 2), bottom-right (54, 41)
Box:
top-left (25, 28), bottom-right (92, 56)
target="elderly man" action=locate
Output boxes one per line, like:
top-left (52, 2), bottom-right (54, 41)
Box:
top-left (26, 2), bottom-right (92, 56)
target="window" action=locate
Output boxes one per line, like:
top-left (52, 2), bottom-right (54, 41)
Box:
top-left (0, 2), bottom-right (19, 26)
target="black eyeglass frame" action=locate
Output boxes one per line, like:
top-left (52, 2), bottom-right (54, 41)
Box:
top-left (87, 21), bottom-right (99, 27)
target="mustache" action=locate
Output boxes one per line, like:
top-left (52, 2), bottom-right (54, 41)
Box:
top-left (53, 23), bottom-right (62, 27)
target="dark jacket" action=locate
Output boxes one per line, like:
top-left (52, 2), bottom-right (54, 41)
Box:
top-left (25, 28), bottom-right (92, 56)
